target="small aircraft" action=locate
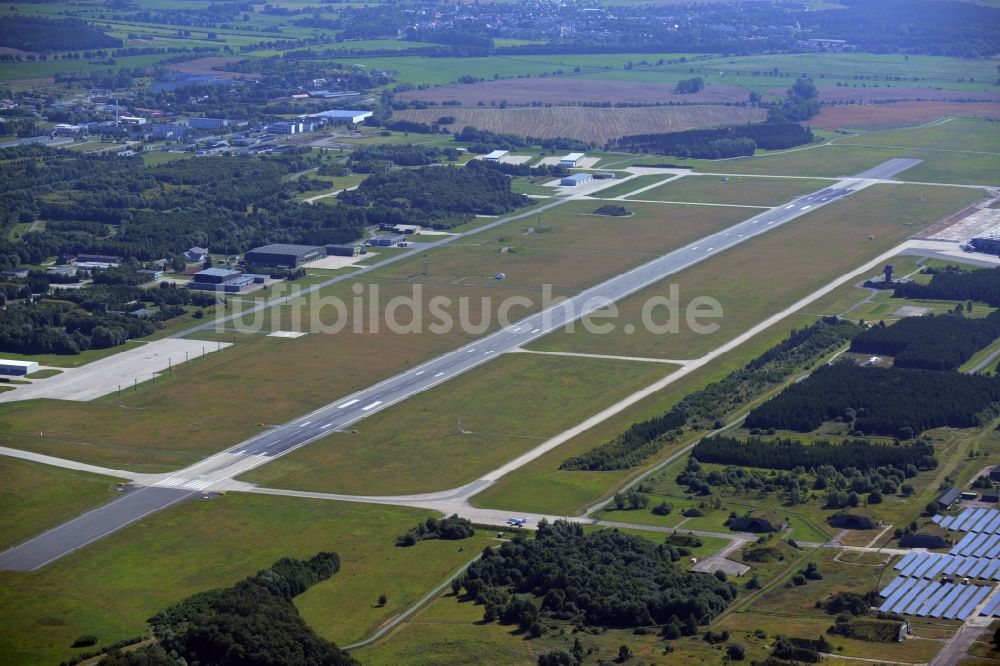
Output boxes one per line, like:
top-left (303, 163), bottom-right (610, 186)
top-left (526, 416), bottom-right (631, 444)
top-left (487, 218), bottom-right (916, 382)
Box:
top-left (507, 517), bottom-right (528, 527)
top-left (495, 272), bottom-right (506, 280)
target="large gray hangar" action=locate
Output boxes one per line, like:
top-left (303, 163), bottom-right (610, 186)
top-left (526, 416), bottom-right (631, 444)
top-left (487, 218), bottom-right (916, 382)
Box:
top-left (244, 243), bottom-right (325, 268)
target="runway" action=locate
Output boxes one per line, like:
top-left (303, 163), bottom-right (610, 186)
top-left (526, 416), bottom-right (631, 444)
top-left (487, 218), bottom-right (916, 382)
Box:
top-left (0, 486), bottom-right (196, 572)
top-left (0, 158), bottom-right (920, 571)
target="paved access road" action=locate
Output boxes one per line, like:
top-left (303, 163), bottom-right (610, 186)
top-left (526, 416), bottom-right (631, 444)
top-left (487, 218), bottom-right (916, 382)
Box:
top-left (0, 159), bottom-right (920, 571)
top-left (0, 486), bottom-right (195, 572)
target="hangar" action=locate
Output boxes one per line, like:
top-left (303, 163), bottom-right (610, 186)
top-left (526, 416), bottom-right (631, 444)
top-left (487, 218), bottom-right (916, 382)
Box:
top-left (245, 243), bottom-right (326, 268)
top-left (0, 359), bottom-right (38, 376)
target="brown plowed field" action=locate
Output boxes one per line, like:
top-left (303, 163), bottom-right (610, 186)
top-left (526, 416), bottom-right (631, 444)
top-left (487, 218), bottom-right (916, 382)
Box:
top-left (811, 101), bottom-right (1000, 129)
top-left (397, 78), bottom-right (750, 105)
top-left (395, 105), bottom-right (765, 144)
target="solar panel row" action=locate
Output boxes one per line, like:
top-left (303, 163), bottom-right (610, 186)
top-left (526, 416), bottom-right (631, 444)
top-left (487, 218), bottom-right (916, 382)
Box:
top-left (945, 508), bottom-right (1000, 534)
top-left (980, 592), bottom-right (1000, 617)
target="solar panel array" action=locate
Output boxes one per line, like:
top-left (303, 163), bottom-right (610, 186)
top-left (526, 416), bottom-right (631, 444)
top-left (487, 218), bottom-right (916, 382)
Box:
top-left (877, 508), bottom-right (1000, 619)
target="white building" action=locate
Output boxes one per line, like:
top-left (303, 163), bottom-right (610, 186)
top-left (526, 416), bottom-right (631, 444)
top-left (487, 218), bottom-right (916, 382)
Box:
top-left (560, 152), bottom-right (585, 167)
top-left (484, 149), bottom-right (509, 162)
top-left (0, 359), bottom-right (38, 376)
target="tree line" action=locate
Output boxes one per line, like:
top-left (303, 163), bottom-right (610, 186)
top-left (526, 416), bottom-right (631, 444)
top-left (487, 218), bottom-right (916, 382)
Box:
top-left (850, 309), bottom-right (1000, 371)
top-left (744, 362), bottom-right (1000, 437)
top-left (608, 122), bottom-right (814, 159)
top-left (691, 436), bottom-right (937, 473)
top-left (396, 514), bottom-right (475, 547)
top-left (560, 318), bottom-right (858, 471)
top-left (894, 266), bottom-right (1000, 307)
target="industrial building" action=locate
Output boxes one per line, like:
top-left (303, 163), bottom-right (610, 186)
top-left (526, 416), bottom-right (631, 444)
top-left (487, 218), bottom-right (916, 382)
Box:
top-left (560, 173), bottom-right (593, 186)
top-left (303, 109), bottom-right (373, 124)
top-left (0, 359), bottom-right (38, 376)
top-left (368, 235), bottom-right (405, 247)
top-left (245, 243), bottom-right (326, 268)
top-left (559, 152), bottom-right (585, 167)
top-left (187, 117), bottom-right (229, 130)
top-left (267, 121), bottom-right (303, 135)
top-left (970, 237), bottom-right (1000, 255)
top-left (483, 150), bottom-right (509, 162)
top-left (187, 267), bottom-right (255, 293)
top-left (326, 244), bottom-right (363, 257)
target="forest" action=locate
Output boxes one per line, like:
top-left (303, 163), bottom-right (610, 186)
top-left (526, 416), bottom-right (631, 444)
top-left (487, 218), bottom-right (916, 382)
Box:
top-left (456, 521), bottom-right (736, 631)
top-left (0, 16), bottom-right (122, 52)
top-left (338, 162), bottom-right (530, 229)
top-left (608, 122), bottom-right (814, 159)
top-left (130, 551), bottom-right (357, 666)
top-left (895, 266), bottom-right (1000, 307)
top-left (0, 147), bottom-right (367, 268)
top-left (691, 437), bottom-right (937, 474)
top-left (744, 362), bottom-right (1000, 437)
top-left (561, 318), bottom-right (858, 471)
top-left (849, 310), bottom-right (1000, 371)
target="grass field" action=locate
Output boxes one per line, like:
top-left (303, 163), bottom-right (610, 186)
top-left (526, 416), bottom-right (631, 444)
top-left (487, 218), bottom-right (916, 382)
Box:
top-left (587, 174), bottom-right (674, 199)
top-left (0, 492), bottom-right (492, 666)
top-left (527, 184), bottom-right (984, 360)
top-left (472, 318), bottom-right (801, 516)
top-left (240, 352), bottom-right (670, 495)
top-left (367, 198), bottom-right (747, 293)
top-left (630, 175), bottom-right (835, 206)
top-left (0, 458), bottom-right (122, 550)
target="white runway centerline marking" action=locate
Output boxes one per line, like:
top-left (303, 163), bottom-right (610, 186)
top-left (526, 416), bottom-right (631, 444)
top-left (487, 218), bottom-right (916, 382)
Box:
top-left (361, 401), bottom-right (382, 411)
top-left (298, 421), bottom-right (310, 427)
top-left (320, 423), bottom-right (333, 429)
top-left (336, 399), bottom-right (359, 409)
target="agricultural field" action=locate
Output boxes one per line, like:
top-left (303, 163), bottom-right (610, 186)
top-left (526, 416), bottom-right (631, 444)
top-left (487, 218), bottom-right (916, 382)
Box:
top-left (0, 492), bottom-right (493, 666)
top-left (395, 105), bottom-right (766, 145)
top-left (397, 78), bottom-right (752, 106)
top-left (241, 353), bottom-right (671, 495)
top-left (811, 101), bottom-right (1000, 129)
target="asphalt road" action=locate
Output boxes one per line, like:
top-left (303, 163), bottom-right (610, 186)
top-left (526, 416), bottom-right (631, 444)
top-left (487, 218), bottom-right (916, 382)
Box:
top-left (0, 486), bottom-right (196, 572)
top-left (0, 159), bottom-right (920, 571)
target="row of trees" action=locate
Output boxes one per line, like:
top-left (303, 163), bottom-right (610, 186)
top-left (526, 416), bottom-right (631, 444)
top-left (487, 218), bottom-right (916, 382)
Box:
top-left (850, 310), bottom-right (1000, 371)
top-left (561, 318), bottom-right (858, 471)
top-left (691, 437), bottom-right (937, 473)
top-left (744, 362), bottom-right (1000, 436)
top-left (609, 122), bottom-right (814, 159)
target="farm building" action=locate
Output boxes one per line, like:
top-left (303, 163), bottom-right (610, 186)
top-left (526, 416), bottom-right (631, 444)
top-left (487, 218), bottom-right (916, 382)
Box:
top-left (368, 235), bottom-right (405, 247)
top-left (483, 150), bottom-right (509, 162)
top-left (326, 244), bottom-right (363, 257)
top-left (245, 243), bottom-right (326, 268)
top-left (561, 173), bottom-right (593, 186)
top-left (594, 172), bottom-right (615, 179)
top-left (0, 360), bottom-right (38, 376)
top-left (137, 269), bottom-right (165, 281)
top-left (559, 152), bottom-right (585, 167)
top-left (187, 267), bottom-right (254, 293)
top-left (936, 487), bottom-right (963, 510)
